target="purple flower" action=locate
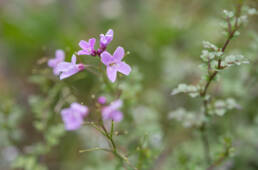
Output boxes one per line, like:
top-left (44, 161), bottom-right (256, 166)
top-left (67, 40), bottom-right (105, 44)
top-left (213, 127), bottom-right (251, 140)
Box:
top-left (100, 29), bottom-right (113, 49)
top-left (61, 103), bottom-right (89, 131)
top-left (98, 96), bottom-right (107, 105)
top-left (78, 38), bottom-right (96, 56)
top-left (56, 55), bottom-right (85, 80)
top-left (102, 99), bottom-right (123, 122)
top-left (48, 49), bottom-right (65, 75)
top-left (101, 46), bottom-right (131, 82)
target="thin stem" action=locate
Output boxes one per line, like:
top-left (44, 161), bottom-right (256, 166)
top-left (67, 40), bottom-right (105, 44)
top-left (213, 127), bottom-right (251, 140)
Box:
top-left (111, 120), bottom-right (114, 138)
top-left (206, 147), bottom-right (230, 170)
top-left (100, 121), bottom-right (137, 170)
top-left (83, 120), bottom-right (137, 169)
top-left (84, 121), bottom-right (106, 136)
top-left (200, 71), bottom-right (218, 97)
top-left (79, 147), bottom-right (112, 153)
top-left (200, 125), bottom-right (211, 165)
top-left (109, 136), bottom-right (117, 151)
top-left (199, 4), bottom-right (242, 167)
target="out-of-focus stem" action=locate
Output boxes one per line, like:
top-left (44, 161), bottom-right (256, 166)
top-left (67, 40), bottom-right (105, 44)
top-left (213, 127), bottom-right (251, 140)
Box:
top-left (111, 120), bottom-right (114, 138)
top-left (200, 125), bottom-right (211, 165)
top-left (199, 3), bottom-right (242, 167)
top-left (100, 120), bottom-right (137, 170)
top-left (79, 147), bottom-right (112, 153)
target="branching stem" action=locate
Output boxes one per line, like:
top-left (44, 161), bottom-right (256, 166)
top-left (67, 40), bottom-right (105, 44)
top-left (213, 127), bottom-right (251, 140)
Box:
top-left (84, 120), bottom-right (137, 170)
top-left (199, 4), bottom-right (242, 167)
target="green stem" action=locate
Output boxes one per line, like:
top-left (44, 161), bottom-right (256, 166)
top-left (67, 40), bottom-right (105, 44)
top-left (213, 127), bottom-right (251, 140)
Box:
top-left (84, 121), bottom-right (106, 136)
top-left (200, 125), bottom-right (211, 165)
top-left (206, 146), bottom-right (230, 170)
top-left (101, 121), bottom-right (137, 170)
top-left (79, 147), bottom-right (112, 153)
top-left (199, 3), bottom-right (243, 168)
top-left (111, 120), bottom-right (114, 138)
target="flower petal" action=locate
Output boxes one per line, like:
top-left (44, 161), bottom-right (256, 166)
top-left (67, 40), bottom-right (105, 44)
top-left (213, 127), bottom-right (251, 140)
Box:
top-left (111, 110), bottom-right (123, 122)
top-left (98, 96), bottom-right (107, 104)
top-left (106, 29), bottom-right (113, 37)
top-left (71, 55), bottom-right (77, 65)
top-left (48, 58), bottom-right (57, 68)
top-left (101, 51), bottom-right (113, 65)
top-left (78, 50), bottom-right (91, 55)
top-left (100, 29), bottom-right (113, 47)
top-left (79, 40), bottom-right (90, 50)
top-left (110, 99), bottom-right (123, 110)
top-left (71, 102), bottom-right (89, 117)
top-left (89, 38), bottom-right (96, 49)
top-left (60, 67), bottom-right (79, 80)
top-left (113, 46), bottom-right (124, 61)
top-left (105, 29), bottom-right (113, 42)
top-left (61, 108), bottom-right (84, 131)
top-left (56, 62), bottom-right (72, 72)
top-left (55, 49), bottom-right (65, 60)
top-left (107, 66), bottom-right (117, 83)
top-left (102, 107), bottom-right (111, 120)
top-left (53, 67), bottom-right (60, 75)
top-left (116, 61), bottom-right (131, 75)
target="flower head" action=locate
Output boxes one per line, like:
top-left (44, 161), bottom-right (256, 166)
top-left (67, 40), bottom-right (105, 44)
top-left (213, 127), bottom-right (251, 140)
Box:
top-left (98, 96), bottom-right (107, 105)
top-left (56, 55), bottom-right (85, 80)
top-left (101, 46), bottom-right (131, 82)
top-left (61, 103), bottom-right (89, 131)
top-left (102, 99), bottom-right (123, 122)
top-left (100, 29), bottom-right (113, 49)
top-left (78, 38), bottom-right (96, 56)
top-left (48, 49), bottom-right (65, 75)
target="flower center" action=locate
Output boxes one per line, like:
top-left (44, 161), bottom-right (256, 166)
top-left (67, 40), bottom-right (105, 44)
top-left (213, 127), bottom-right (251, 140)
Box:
top-left (109, 62), bottom-right (117, 67)
top-left (78, 64), bottom-right (85, 71)
top-left (86, 48), bottom-right (91, 53)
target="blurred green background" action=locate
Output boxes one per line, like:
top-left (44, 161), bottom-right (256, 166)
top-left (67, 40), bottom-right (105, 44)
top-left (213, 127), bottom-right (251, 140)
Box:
top-left (0, 0), bottom-right (258, 170)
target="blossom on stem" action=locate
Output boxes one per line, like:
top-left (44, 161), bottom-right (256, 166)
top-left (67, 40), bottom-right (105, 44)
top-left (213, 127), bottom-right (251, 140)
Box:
top-left (102, 99), bottom-right (123, 122)
top-left (98, 96), bottom-right (107, 105)
top-left (61, 103), bottom-right (89, 131)
top-left (101, 46), bottom-right (131, 82)
top-left (48, 49), bottom-right (65, 75)
top-left (100, 29), bottom-right (113, 49)
top-left (78, 38), bottom-right (96, 56)
top-left (56, 55), bottom-right (85, 80)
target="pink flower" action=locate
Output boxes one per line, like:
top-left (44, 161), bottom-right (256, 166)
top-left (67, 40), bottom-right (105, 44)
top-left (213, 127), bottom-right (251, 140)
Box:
top-left (56, 55), bottom-right (85, 80)
top-left (102, 99), bottom-right (123, 122)
top-left (100, 47), bottom-right (131, 82)
top-left (61, 103), bottom-right (89, 131)
top-left (78, 38), bottom-right (96, 56)
top-left (100, 29), bottom-right (113, 49)
top-left (48, 50), bottom-right (65, 75)
top-left (98, 96), bottom-right (107, 105)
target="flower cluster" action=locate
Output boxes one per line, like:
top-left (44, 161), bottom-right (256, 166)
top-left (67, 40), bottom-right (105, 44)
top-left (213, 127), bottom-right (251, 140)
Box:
top-left (171, 83), bottom-right (200, 98)
top-left (48, 29), bottom-right (131, 83)
top-left (60, 97), bottom-right (124, 131)
top-left (168, 108), bottom-right (205, 128)
top-left (208, 98), bottom-right (240, 116)
top-left (61, 103), bottom-right (89, 131)
top-left (47, 29), bottom-right (130, 131)
top-left (100, 98), bottom-right (123, 122)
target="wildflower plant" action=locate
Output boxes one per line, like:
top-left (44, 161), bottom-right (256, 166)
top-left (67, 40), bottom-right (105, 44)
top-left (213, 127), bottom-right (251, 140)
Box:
top-left (170, 2), bottom-right (257, 169)
top-left (1, 1), bottom-right (257, 170)
top-left (47, 29), bottom-right (136, 169)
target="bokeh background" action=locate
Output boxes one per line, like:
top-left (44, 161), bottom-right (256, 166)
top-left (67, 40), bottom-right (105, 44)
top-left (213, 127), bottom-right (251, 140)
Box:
top-left (0, 0), bottom-right (258, 170)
